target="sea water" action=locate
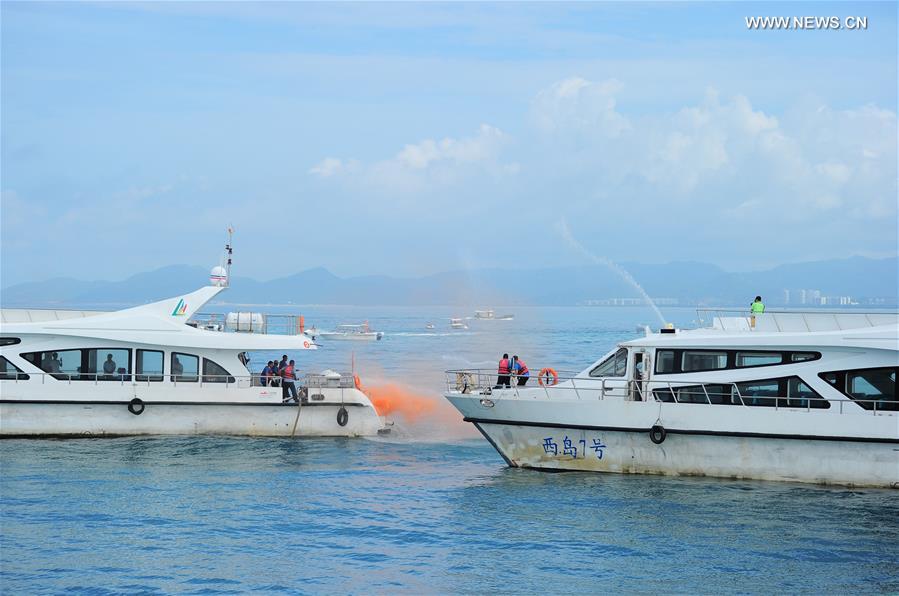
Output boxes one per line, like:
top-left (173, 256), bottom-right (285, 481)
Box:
top-left (2, 306), bottom-right (897, 593)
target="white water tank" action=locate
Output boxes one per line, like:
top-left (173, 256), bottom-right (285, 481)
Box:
top-left (226, 312), bottom-right (265, 333)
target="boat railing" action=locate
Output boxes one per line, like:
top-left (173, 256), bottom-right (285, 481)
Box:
top-left (189, 312), bottom-right (309, 336)
top-left (0, 371), bottom-right (359, 391)
top-left (444, 369), bottom-right (896, 414)
top-left (695, 308), bottom-right (898, 333)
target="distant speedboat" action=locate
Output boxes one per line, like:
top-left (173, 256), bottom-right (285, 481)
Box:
top-left (450, 318), bottom-right (468, 330)
top-left (425, 323), bottom-right (436, 330)
top-left (318, 322), bottom-right (383, 341)
top-left (475, 309), bottom-right (514, 321)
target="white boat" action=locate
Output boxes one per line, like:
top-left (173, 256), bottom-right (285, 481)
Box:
top-left (474, 309), bottom-right (514, 321)
top-left (444, 309), bottom-right (898, 487)
top-left (317, 323), bottom-right (383, 341)
top-left (450, 318), bottom-right (468, 330)
top-left (0, 243), bottom-right (390, 438)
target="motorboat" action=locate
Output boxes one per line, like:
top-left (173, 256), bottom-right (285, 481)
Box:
top-left (0, 237), bottom-right (390, 438)
top-left (450, 318), bottom-right (468, 330)
top-left (474, 309), bottom-right (514, 321)
top-left (444, 308), bottom-right (898, 487)
top-left (425, 323), bottom-right (436, 330)
top-left (317, 322), bottom-right (383, 341)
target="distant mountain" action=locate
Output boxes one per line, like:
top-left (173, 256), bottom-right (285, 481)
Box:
top-left (1, 257), bottom-right (896, 308)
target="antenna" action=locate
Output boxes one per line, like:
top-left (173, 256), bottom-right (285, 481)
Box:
top-left (225, 225), bottom-right (234, 283)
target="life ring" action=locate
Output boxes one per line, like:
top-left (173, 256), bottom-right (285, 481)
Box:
top-left (337, 406), bottom-right (349, 427)
top-left (537, 368), bottom-right (559, 387)
top-left (127, 398), bottom-right (145, 416)
top-left (354, 375), bottom-right (362, 390)
top-left (650, 424), bottom-right (666, 444)
top-left (303, 340), bottom-right (310, 349)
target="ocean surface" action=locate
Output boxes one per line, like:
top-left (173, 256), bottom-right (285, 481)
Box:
top-left (2, 305), bottom-right (898, 593)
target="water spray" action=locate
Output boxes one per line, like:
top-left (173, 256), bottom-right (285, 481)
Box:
top-left (555, 218), bottom-right (667, 326)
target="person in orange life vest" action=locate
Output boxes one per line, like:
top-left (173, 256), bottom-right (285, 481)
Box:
top-left (512, 355), bottom-right (530, 386)
top-left (495, 353), bottom-right (511, 388)
top-left (282, 359), bottom-right (298, 402)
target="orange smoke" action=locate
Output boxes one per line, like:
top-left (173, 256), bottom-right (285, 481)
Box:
top-left (364, 383), bottom-right (438, 422)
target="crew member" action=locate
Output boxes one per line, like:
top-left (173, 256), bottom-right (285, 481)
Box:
top-left (495, 353), bottom-right (511, 388)
top-left (512, 355), bottom-right (530, 386)
top-left (282, 359), bottom-right (298, 402)
top-left (750, 295), bottom-right (765, 328)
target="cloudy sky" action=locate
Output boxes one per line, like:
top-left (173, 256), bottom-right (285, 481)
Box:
top-left (2, 2), bottom-right (896, 287)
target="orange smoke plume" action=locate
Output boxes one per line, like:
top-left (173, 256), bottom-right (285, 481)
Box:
top-left (364, 383), bottom-right (438, 422)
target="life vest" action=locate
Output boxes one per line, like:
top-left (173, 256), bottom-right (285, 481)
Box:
top-left (498, 358), bottom-right (510, 374)
top-left (751, 301), bottom-right (765, 314)
top-left (282, 364), bottom-right (295, 380)
top-left (516, 361), bottom-right (529, 376)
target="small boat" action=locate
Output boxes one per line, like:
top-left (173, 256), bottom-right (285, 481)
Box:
top-left (425, 323), bottom-right (436, 330)
top-left (475, 309), bottom-right (514, 321)
top-left (318, 322), bottom-right (383, 341)
top-left (450, 318), bottom-right (468, 330)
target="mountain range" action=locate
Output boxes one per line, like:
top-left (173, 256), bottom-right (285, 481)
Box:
top-left (1, 257), bottom-right (896, 308)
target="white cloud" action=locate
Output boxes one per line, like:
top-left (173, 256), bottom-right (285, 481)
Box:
top-left (309, 124), bottom-right (516, 193)
top-left (531, 77), bottom-right (629, 138)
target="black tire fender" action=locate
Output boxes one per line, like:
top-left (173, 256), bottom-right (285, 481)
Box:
top-left (128, 398), bottom-right (145, 416)
top-left (649, 424), bottom-right (666, 444)
top-left (336, 406), bottom-right (349, 427)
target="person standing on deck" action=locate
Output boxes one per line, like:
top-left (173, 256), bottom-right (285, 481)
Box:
top-left (495, 353), bottom-right (511, 388)
top-left (512, 355), bottom-right (530, 386)
top-left (282, 359), bottom-right (298, 402)
top-left (750, 295), bottom-right (765, 328)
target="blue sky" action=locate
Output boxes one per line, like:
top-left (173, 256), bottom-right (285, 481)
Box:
top-left (2, 2), bottom-right (896, 286)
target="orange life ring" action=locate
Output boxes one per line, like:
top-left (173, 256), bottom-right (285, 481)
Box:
top-left (354, 374), bottom-right (362, 390)
top-left (538, 368), bottom-right (559, 387)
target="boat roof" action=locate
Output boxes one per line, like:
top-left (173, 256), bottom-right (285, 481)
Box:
top-left (0, 285), bottom-right (317, 351)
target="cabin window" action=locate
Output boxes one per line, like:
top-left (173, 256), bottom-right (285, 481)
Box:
top-left (22, 349), bottom-right (83, 380)
top-left (85, 349), bottom-right (131, 380)
top-left (682, 351), bottom-right (727, 372)
top-left (136, 350), bottom-right (164, 382)
top-left (656, 350), bottom-right (676, 374)
top-left (655, 376), bottom-right (828, 409)
top-left (0, 337), bottom-right (21, 346)
top-left (589, 348), bottom-right (628, 377)
top-left (736, 352), bottom-right (782, 367)
top-left (791, 352), bottom-right (819, 362)
top-left (171, 352), bottom-right (199, 382)
top-left (202, 358), bottom-right (235, 384)
top-left (0, 357), bottom-right (29, 380)
top-left (821, 367), bottom-right (897, 411)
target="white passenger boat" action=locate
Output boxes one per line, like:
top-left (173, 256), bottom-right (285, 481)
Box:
top-left (0, 243), bottom-right (390, 438)
top-left (450, 318), bottom-right (468, 330)
top-left (317, 323), bottom-right (383, 341)
top-left (445, 309), bottom-right (898, 487)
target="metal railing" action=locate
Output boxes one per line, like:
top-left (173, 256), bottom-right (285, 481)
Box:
top-left (444, 369), bottom-right (896, 415)
top-left (695, 308), bottom-right (898, 333)
top-left (0, 371), bottom-right (358, 391)
top-left (189, 312), bottom-right (309, 336)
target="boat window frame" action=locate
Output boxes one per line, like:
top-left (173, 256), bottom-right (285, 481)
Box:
top-left (202, 358), bottom-right (235, 384)
top-left (84, 348), bottom-right (133, 381)
top-left (654, 349), bottom-right (821, 375)
top-left (653, 375), bottom-right (829, 409)
top-left (589, 348), bottom-right (628, 378)
top-left (0, 356), bottom-right (29, 380)
top-left (171, 352), bottom-right (200, 383)
top-left (0, 337), bottom-right (21, 346)
top-left (136, 349), bottom-right (165, 382)
top-left (819, 366), bottom-right (898, 412)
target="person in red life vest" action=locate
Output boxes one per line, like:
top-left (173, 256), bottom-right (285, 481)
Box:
top-left (282, 359), bottom-right (298, 402)
top-left (512, 355), bottom-right (530, 386)
top-left (495, 353), bottom-right (511, 388)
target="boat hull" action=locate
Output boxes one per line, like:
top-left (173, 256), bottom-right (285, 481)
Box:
top-left (0, 401), bottom-right (386, 438)
top-left (470, 420), bottom-right (899, 488)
